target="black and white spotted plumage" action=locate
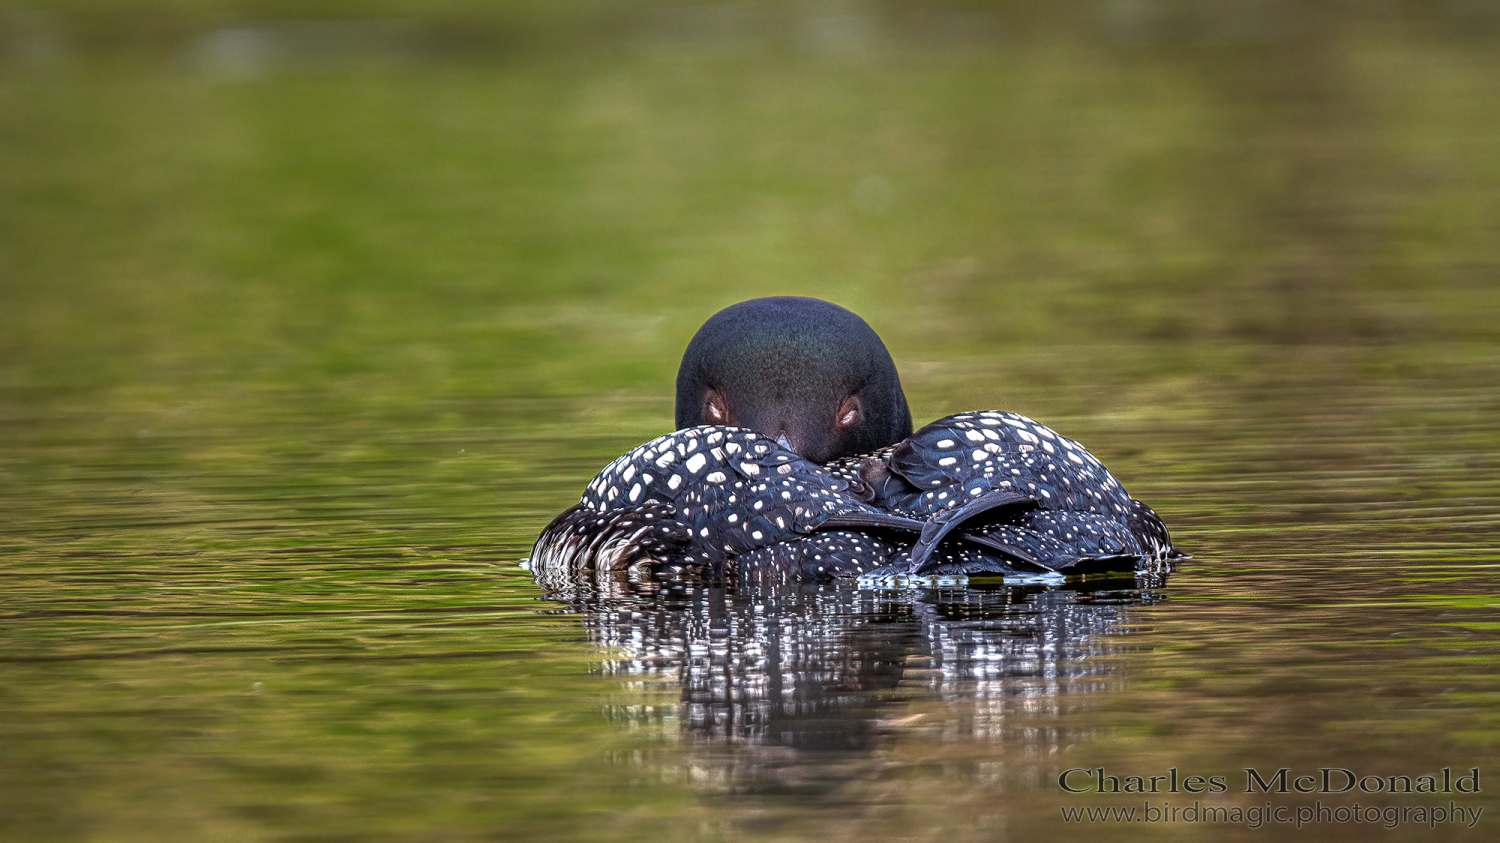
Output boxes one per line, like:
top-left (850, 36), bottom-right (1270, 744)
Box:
top-left (531, 413), bottom-right (1178, 586)
top-left (826, 411), bottom-right (1178, 575)
top-left (529, 426), bottom-right (923, 590)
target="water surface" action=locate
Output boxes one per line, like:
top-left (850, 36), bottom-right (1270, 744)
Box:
top-left (5, 350), bottom-right (1496, 842)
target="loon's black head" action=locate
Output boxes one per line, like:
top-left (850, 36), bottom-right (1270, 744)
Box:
top-left (675, 296), bottom-right (912, 464)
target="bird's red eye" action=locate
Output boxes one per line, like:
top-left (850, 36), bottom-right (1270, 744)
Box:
top-left (704, 389), bottom-right (728, 424)
top-left (835, 396), bottom-right (860, 429)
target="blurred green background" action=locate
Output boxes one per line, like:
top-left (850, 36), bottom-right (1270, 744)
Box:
top-left (3, 3), bottom-right (1500, 842)
top-left (5, 0), bottom-right (1496, 407)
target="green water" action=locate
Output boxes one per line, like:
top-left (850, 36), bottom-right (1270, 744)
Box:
top-left (3, 4), bottom-right (1499, 841)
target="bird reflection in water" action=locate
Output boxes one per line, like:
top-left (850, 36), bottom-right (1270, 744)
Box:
top-left (533, 572), bottom-right (1169, 790)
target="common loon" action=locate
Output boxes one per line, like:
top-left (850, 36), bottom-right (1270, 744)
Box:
top-left (530, 297), bottom-right (1178, 584)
